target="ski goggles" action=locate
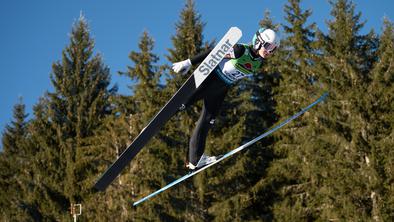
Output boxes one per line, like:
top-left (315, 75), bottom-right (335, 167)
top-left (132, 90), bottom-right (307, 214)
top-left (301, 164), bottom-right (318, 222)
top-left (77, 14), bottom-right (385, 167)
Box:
top-left (255, 31), bottom-right (277, 53)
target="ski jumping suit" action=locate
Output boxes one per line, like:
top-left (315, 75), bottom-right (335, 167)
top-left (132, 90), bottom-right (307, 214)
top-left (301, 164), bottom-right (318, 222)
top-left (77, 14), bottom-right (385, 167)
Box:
top-left (187, 43), bottom-right (264, 165)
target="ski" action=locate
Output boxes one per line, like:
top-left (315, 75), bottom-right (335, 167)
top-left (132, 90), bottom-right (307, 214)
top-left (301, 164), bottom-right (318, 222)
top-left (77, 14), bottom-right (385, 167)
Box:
top-left (94, 27), bottom-right (242, 191)
top-left (133, 92), bottom-right (328, 206)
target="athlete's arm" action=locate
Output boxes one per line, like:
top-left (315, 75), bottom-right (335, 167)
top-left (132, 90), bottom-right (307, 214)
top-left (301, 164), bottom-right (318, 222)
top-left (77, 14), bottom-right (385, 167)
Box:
top-left (190, 50), bottom-right (211, 65)
top-left (172, 44), bottom-right (246, 74)
top-left (190, 44), bottom-right (245, 65)
top-left (224, 44), bottom-right (245, 59)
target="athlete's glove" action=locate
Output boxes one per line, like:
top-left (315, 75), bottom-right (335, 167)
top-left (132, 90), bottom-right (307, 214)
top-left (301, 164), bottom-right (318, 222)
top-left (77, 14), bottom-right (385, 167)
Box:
top-left (172, 59), bottom-right (192, 74)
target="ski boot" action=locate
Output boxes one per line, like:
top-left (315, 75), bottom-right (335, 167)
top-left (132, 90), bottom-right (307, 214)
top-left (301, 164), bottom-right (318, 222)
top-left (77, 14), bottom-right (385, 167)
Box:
top-left (186, 154), bottom-right (218, 170)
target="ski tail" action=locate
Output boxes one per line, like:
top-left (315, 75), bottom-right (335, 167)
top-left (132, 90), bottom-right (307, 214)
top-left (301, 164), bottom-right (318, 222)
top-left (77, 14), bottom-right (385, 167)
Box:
top-left (94, 76), bottom-right (196, 191)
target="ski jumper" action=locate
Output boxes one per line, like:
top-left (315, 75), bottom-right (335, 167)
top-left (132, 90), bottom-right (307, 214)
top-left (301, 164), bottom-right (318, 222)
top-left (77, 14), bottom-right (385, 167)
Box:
top-left (187, 43), bottom-right (264, 165)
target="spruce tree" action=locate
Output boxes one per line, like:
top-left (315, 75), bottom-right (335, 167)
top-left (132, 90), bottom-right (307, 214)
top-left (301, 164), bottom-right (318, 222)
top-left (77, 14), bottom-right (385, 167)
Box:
top-left (0, 99), bottom-right (32, 221)
top-left (85, 108), bottom-right (134, 221)
top-left (119, 31), bottom-right (173, 220)
top-left (1, 99), bottom-right (28, 156)
top-left (265, 0), bottom-right (323, 220)
top-left (167, 0), bottom-right (207, 67)
top-left (364, 18), bottom-right (394, 221)
top-left (291, 0), bottom-right (378, 220)
top-left (26, 15), bottom-right (114, 220)
top-left (28, 97), bottom-right (60, 220)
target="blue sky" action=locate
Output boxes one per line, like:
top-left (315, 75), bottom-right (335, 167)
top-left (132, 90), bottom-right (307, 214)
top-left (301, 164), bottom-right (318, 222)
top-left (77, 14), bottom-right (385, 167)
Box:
top-left (0, 0), bottom-right (393, 138)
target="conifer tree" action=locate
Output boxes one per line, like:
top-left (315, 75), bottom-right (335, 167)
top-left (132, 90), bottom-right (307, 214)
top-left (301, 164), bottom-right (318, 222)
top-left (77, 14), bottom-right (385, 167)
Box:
top-left (118, 31), bottom-right (174, 220)
top-left (0, 99), bottom-right (32, 220)
top-left (26, 15), bottom-right (114, 220)
top-left (264, 0), bottom-right (324, 220)
top-left (364, 18), bottom-right (394, 221)
top-left (167, 0), bottom-right (207, 68)
top-left (121, 31), bottom-right (162, 119)
top-left (85, 108), bottom-right (135, 221)
top-left (28, 97), bottom-right (60, 220)
top-left (291, 0), bottom-right (378, 220)
top-left (2, 99), bottom-right (28, 156)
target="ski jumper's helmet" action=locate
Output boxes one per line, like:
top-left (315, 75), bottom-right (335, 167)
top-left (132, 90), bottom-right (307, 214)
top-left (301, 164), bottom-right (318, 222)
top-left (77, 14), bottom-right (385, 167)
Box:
top-left (252, 28), bottom-right (280, 53)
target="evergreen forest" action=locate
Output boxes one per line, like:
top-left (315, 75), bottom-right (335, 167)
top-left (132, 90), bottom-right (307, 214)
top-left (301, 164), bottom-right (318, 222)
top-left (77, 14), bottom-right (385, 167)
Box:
top-left (1, 0), bottom-right (393, 221)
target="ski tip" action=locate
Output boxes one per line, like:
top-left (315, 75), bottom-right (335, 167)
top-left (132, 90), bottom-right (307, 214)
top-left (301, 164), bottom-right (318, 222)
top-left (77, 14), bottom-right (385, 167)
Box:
top-left (133, 199), bottom-right (144, 207)
top-left (229, 26), bottom-right (242, 36)
top-left (321, 91), bottom-right (329, 100)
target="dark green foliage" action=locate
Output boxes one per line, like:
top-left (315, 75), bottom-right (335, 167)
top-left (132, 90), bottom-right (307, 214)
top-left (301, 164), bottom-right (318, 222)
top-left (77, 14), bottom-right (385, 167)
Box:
top-left (304, 0), bottom-right (379, 220)
top-left (1, 0), bottom-right (393, 221)
top-left (120, 30), bottom-right (172, 220)
top-left (0, 99), bottom-right (34, 221)
top-left (0, 15), bottom-right (115, 221)
top-left (363, 18), bottom-right (394, 221)
top-left (46, 15), bottom-right (114, 219)
top-left (161, 0), bottom-right (211, 220)
top-left (267, 0), bottom-right (390, 221)
top-left (265, 1), bottom-right (321, 220)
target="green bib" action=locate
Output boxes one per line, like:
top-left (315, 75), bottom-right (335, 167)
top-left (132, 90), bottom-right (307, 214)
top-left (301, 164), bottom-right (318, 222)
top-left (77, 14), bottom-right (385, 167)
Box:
top-left (230, 44), bottom-right (263, 74)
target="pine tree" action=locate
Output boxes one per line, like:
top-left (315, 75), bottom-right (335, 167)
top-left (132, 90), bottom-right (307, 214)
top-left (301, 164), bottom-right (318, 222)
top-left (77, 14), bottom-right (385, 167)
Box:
top-left (118, 31), bottom-right (175, 220)
top-left (27, 96), bottom-right (65, 221)
top-left (364, 18), bottom-right (394, 221)
top-left (121, 31), bottom-right (162, 120)
top-left (85, 107), bottom-right (135, 221)
top-left (167, 0), bottom-right (207, 66)
top-left (1, 99), bottom-right (28, 156)
top-left (291, 0), bottom-right (378, 220)
top-left (26, 15), bottom-right (114, 220)
top-left (264, 0), bottom-right (323, 220)
top-left (94, 30), bottom-right (173, 221)
top-left (0, 99), bottom-right (33, 221)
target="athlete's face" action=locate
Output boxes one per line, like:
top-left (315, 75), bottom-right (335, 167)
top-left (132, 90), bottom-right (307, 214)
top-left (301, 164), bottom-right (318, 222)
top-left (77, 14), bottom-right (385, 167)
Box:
top-left (258, 45), bottom-right (276, 58)
top-left (258, 47), bottom-right (270, 58)
top-left (254, 31), bottom-right (278, 58)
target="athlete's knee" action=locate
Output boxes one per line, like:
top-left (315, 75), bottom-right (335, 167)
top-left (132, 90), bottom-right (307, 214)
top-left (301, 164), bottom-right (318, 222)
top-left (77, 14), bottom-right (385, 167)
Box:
top-left (203, 115), bottom-right (215, 126)
top-left (179, 103), bottom-right (187, 111)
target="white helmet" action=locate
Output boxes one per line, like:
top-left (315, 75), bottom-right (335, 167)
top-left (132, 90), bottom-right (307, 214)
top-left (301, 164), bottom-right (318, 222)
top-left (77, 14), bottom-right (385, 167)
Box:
top-left (252, 28), bottom-right (280, 53)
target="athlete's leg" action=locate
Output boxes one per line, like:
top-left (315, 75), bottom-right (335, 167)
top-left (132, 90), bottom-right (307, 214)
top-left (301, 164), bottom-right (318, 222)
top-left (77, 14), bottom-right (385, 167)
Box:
top-left (188, 77), bottom-right (228, 165)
